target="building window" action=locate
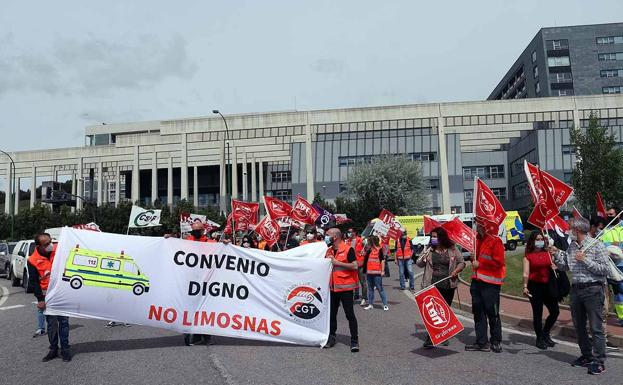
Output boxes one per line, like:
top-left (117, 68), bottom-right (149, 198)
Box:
top-left (491, 188), bottom-right (507, 201)
top-left (270, 189), bottom-right (292, 202)
top-left (512, 182), bottom-right (530, 200)
top-left (547, 39), bottom-right (569, 50)
top-left (532, 50), bottom-right (537, 63)
top-left (598, 53), bottom-right (623, 61)
top-left (425, 178), bottom-right (440, 190)
top-left (339, 183), bottom-right (347, 193)
top-left (562, 144), bottom-right (576, 154)
top-left (271, 171), bottom-right (291, 183)
top-left (603, 86), bottom-right (623, 94)
top-left (563, 172), bottom-right (573, 183)
top-left (597, 36), bottom-right (623, 45)
top-left (601, 69), bottom-right (623, 77)
top-left (535, 81), bottom-right (541, 94)
top-left (411, 152), bottom-right (437, 161)
top-left (552, 72), bottom-right (573, 83)
top-left (547, 56), bottom-right (570, 67)
top-left (533, 66), bottom-right (539, 78)
top-left (463, 165), bottom-right (505, 180)
top-left (557, 89), bottom-right (573, 96)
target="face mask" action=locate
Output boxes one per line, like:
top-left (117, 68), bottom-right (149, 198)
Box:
top-left (324, 236), bottom-right (333, 246)
top-left (191, 230), bottom-right (203, 238)
top-left (535, 241), bottom-right (545, 249)
top-left (257, 236), bottom-right (262, 241)
top-left (307, 234), bottom-right (314, 241)
top-left (294, 235), bottom-right (301, 241)
top-left (347, 232), bottom-right (353, 238)
top-left (243, 242), bottom-right (250, 248)
top-left (430, 238), bottom-right (439, 246)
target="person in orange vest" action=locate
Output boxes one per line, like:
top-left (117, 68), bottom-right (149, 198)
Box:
top-left (300, 230), bottom-right (318, 245)
top-left (363, 235), bottom-right (389, 311)
top-left (27, 232), bottom-right (72, 362)
top-left (395, 230), bottom-right (415, 291)
top-left (347, 228), bottom-right (368, 306)
top-left (465, 223), bottom-right (506, 353)
top-left (324, 227), bottom-right (359, 352)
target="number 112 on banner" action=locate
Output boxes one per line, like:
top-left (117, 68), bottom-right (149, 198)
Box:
top-left (415, 285), bottom-right (464, 345)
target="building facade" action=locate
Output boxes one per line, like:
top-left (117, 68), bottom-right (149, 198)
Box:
top-left (489, 23), bottom-right (623, 100)
top-left (2, 94), bottom-right (623, 216)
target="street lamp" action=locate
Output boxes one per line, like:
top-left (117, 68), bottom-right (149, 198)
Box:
top-left (0, 149), bottom-right (15, 240)
top-left (212, 110), bottom-right (231, 214)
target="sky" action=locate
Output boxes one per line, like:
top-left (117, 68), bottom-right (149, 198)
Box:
top-left (0, 0), bottom-right (622, 153)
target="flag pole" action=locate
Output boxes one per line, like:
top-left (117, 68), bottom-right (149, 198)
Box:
top-left (583, 209), bottom-right (623, 251)
top-left (413, 275), bottom-right (454, 297)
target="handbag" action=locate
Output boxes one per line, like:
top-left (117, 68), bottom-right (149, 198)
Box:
top-left (548, 268), bottom-right (570, 302)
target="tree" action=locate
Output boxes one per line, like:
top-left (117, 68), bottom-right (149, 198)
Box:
top-left (570, 113), bottom-right (623, 212)
top-left (336, 155), bottom-right (428, 229)
top-left (312, 192), bottom-right (336, 213)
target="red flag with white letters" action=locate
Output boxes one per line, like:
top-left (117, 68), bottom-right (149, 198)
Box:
top-left (378, 209), bottom-right (402, 240)
top-left (415, 285), bottom-right (464, 345)
top-left (525, 161), bottom-right (559, 229)
top-left (441, 217), bottom-right (475, 253)
top-left (473, 178), bottom-right (507, 235)
top-left (231, 199), bottom-right (259, 224)
top-left (290, 196), bottom-right (320, 225)
top-left (264, 196), bottom-right (292, 220)
top-left (256, 216), bottom-right (280, 247)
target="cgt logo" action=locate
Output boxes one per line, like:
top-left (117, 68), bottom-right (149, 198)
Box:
top-left (285, 285), bottom-right (323, 321)
top-left (134, 210), bottom-right (160, 227)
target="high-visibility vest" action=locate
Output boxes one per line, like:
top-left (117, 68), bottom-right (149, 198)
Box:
top-left (207, 239), bottom-right (217, 243)
top-left (472, 234), bottom-right (506, 285)
top-left (349, 236), bottom-right (365, 265)
top-left (300, 239), bottom-right (317, 245)
top-left (395, 237), bottom-right (412, 260)
top-left (185, 235), bottom-right (209, 242)
top-left (27, 244), bottom-right (57, 292)
top-left (366, 246), bottom-right (383, 275)
top-left (327, 242), bottom-right (358, 292)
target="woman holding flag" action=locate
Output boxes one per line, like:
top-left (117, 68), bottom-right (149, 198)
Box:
top-left (416, 226), bottom-right (465, 348)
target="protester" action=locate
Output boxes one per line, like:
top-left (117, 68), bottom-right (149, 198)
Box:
top-left (465, 223), bottom-right (505, 353)
top-left (589, 217), bottom-right (606, 238)
top-left (271, 233), bottom-right (289, 252)
top-left (550, 217), bottom-right (609, 375)
top-left (395, 230), bottom-right (415, 291)
top-left (522, 231), bottom-right (560, 350)
top-left (33, 305), bottom-right (47, 338)
top-left (347, 228), bottom-right (367, 305)
top-left (609, 246), bottom-right (623, 327)
top-left (416, 227), bottom-right (465, 348)
top-left (324, 228), bottom-right (359, 352)
top-left (363, 235), bottom-right (388, 311)
top-left (300, 230), bottom-right (317, 245)
top-left (27, 233), bottom-right (72, 362)
top-left (602, 207), bottom-right (622, 246)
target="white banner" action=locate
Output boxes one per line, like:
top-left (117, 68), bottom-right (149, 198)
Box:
top-left (46, 228), bottom-right (332, 346)
top-left (128, 206), bottom-right (162, 228)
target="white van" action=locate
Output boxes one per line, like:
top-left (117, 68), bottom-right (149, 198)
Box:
top-left (9, 240), bottom-right (37, 292)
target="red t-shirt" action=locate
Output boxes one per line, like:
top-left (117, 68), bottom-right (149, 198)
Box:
top-left (525, 251), bottom-right (552, 284)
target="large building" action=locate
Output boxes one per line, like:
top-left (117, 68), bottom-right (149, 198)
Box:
top-left (489, 23), bottom-right (623, 100)
top-left (2, 94), bottom-right (623, 216)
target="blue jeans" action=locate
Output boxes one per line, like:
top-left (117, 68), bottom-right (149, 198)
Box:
top-left (46, 315), bottom-right (70, 353)
top-left (36, 308), bottom-right (46, 330)
top-left (367, 275), bottom-right (388, 306)
top-left (397, 258), bottom-right (414, 290)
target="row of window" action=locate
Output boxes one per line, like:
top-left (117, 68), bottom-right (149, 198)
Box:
top-left (597, 36), bottom-right (623, 45)
top-left (464, 187), bottom-right (507, 202)
top-left (548, 56), bottom-right (570, 67)
top-left (269, 189), bottom-right (292, 202)
top-left (316, 128), bottom-right (433, 142)
top-left (444, 110), bottom-right (573, 127)
top-left (546, 39), bottom-right (569, 51)
top-left (601, 69), bottom-right (623, 77)
top-left (271, 171), bottom-right (291, 183)
top-left (462, 165), bottom-right (505, 181)
top-left (599, 52), bottom-right (623, 61)
top-left (603, 86), bottom-right (623, 94)
top-left (337, 152), bottom-right (437, 167)
top-left (315, 118), bottom-right (436, 134)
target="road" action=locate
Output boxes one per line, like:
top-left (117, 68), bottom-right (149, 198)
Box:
top-left (1, 268), bottom-right (622, 385)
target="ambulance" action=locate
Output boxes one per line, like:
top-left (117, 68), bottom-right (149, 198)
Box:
top-left (62, 245), bottom-right (150, 295)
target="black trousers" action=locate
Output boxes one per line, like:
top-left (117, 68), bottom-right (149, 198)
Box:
top-left (438, 287), bottom-right (455, 306)
top-left (527, 281), bottom-right (560, 338)
top-left (330, 290), bottom-right (358, 343)
top-left (470, 280), bottom-right (502, 346)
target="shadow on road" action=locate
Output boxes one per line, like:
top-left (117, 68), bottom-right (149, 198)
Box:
top-left (72, 335), bottom-right (183, 355)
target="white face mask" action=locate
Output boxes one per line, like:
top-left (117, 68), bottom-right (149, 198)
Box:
top-left (306, 233), bottom-right (314, 241)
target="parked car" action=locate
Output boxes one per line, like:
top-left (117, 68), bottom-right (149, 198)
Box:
top-left (0, 242), bottom-right (10, 276)
top-left (9, 240), bottom-right (37, 291)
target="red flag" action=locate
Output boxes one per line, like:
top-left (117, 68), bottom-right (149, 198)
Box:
top-left (264, 196), bottom-right (292, 220)
top-left (525, 162), bottom-right (573, 207)
top-left (545, 215), bottom-right (570, 233)
top-left (378, 209), bottom-right (402, 240)
top-left (596, 192), bottom-right (606, 218)
top-left (473, 178), bottom-right (506, 235)
top-left (415, 285), bottom-right (464, 346)
top-left (290, 196), bottom-right (320, 225)
top-left (441, 217), bottom-right (475, 253)
top-left (572, 206), bottom-right (583, 219)
top-left (525, 162), bottom-right (559, 229)
top-left (256, 216), bottom-right (280, 247)
top-left (423, 216), bottom-right (442, 235)
top-left (232, 199), bottom-right (259, 224)
top-left (223, 213), bottom-right (233, 234)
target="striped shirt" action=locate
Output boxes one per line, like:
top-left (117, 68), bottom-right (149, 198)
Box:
top-left (554, 236), bottom-right (610, 284)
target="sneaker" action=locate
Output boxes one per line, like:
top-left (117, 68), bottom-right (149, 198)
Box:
top-left (61, 351), bottom-right (72, 362)
top-left (183, 334), bottom-right (195, 346)
top-left (543, 334), bottom-right (555, 348)
top-left (363, 304), bottom-right (373, 310)
top-left (123, 323), bottom-right (131, 327)
top-left (465, 343), bottom-right (490, 352)
top-left (350, 341), bottom-right (359, 353)
top-left (360, 299), bottom-right (366, 306)
top-left (399, 287), bottom-right (406, 290)
top-left (323, 336), bottom-right (336, 348)
top-left (42, 351), bottom-right (58, 362)
top-left (106, 321), bottom-right (117, 328)
top-left (535, 338), bottom-right (548, 350)
top-left (587, 362), bottom-right (606, 375)
top-left (571, 356), bottom-right (591, 368)
top-left (423, 339), bottom-right (433, 349)
top-left (33, 329), bottom-right (46, 338)
top-left (383, 305), bottom-right (389, 311)
top-left (491, 343), bottom-right (502, 353)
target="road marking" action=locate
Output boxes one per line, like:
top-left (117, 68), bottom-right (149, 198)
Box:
top-left (0, 304), bottom-right (25, 311)
top-left (0, 285), bottom-right (8, 307)
top-left (209, 352), bottom-right (238, 385)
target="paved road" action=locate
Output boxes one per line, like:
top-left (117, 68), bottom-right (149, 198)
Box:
top-left (1, 268), bottom-right (622, 385)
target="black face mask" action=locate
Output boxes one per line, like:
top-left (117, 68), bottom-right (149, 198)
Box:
top-left (191, 230), bottom-right (203, 238)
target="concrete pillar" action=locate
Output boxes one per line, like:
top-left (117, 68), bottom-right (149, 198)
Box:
top-left (232, 146), bottom-right (238, 200)
top-left (76, 158), bottom-right (83, 211)
top-left (193, 166), bottom-right (199, 208)
top-left (4, 165), bottom-right (11, 214)
top-left (115, 165), bottom-right (120, 207)
top-left (305, 114), bottom-right (315, 201)
top-left (132, 146), bottom-right (140, 203)
top-left (258, 160), bottom-right (265, 207)
top-left (97, 162), bottom-right (103, 206)
top-left (437, 105), bottom-right (451, 214)
top-left (242, 151), bottom-right (248, 201)
top-left (167, 157), bottom-right (173, 207)
top-left (251, 157), bottom-right (257, 202)
top-left (151, 152), bottom-right (158, 205)
top-left (180, 134), bottom-right (188, 200)
top-left (71, 171), bottom-right (76, 213)
top-left (30, 165), bottom-right (36, 208)
top-left (14, 177), bottom-right (19, 214)
top-left (219, 139), bottom-right (226, 214)
top-left (102, 177), bottom-right (108, 205)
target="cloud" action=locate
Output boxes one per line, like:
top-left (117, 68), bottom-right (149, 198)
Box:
top-left (310, 58), bottom-right (344, 74)
top-left (0, 34), bottom-right (197, 97)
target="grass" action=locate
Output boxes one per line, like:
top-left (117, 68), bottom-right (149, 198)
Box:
top-left (460, 249), bottom-right (525, 297)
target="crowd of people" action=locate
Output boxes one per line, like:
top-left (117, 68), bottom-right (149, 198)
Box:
top-left (24, 209), bottom-right (623, 376)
